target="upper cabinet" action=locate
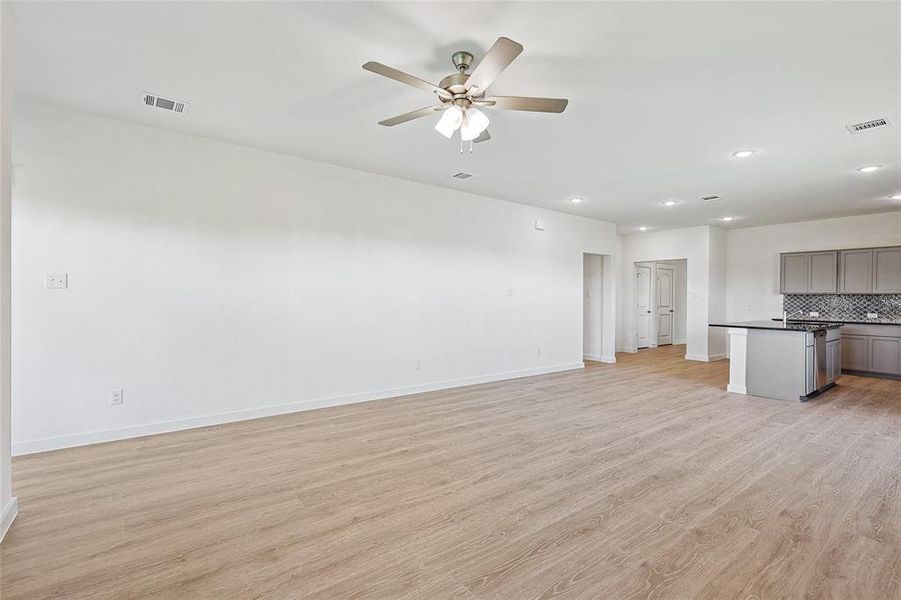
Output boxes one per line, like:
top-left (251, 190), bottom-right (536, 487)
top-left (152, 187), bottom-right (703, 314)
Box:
top-left (780, 253), bottom-right (810, 294)
top-left (838, 249), bottom-right (873, 293)
top-left (780, 251), bottom-right (837, 294)
top-left (874, 248), bottom-right (901, 293)
top-left (783, 246), bottom-right (901, 294)
top-left (808, 251), bottom-right (838, 293)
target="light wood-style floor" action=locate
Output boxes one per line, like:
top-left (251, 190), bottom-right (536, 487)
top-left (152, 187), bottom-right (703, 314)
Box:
top-left (3, 345), bottom-right (901, 599)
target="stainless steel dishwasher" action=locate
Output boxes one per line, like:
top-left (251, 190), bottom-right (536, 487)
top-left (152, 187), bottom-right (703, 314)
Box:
top-left (814, 329), bottom-right (828, 391)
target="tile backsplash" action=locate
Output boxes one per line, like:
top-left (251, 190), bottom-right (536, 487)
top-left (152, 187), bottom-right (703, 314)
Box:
top-left (783, 294), bottom-right (901, 323)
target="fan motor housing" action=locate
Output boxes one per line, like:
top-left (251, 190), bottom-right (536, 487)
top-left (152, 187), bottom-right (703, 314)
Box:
top-left (439, 73), bottom-right (469, 94)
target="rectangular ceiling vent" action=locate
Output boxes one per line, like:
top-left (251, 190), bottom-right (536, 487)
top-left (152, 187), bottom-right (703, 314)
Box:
top-left (846, 118), bottom-right (891, 135)
top-left (452, 172), bottom-right (473, 179)
top-left (142, 92), bottom-right (189, 115)
top-left (699, 194), bottom-right (720, 202)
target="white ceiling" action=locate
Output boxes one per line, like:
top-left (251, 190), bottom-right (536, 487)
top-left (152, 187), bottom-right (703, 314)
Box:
top-left (10, 1), bottom-right (901, 233)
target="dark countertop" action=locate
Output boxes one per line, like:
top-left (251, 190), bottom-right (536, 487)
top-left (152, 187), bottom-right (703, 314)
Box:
top-left (709, 320), bottom-right (843, 332)
top-left (773, 318), bottom-right (901, 327)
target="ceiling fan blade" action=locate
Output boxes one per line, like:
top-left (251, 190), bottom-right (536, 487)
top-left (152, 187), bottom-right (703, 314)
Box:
top-left (363, 62), bottom-right (451, 99)
top-left (378, 106), bottom-right (443, 127)
top-left (481, 96), bottom-right (569, 113)
top-left (464, 37), bottom-right (523, 94)
top-left (473, 130), bottom-right (491, 143)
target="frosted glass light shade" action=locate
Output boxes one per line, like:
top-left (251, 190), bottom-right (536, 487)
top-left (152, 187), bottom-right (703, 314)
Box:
top-left (434, 105), bottom-right (464, 138)
top-left (460, 108), bottom-right (489, 141)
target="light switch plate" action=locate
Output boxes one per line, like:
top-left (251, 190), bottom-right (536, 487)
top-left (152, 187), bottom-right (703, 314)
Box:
top-left (44, 272), bottom-right (68, 289)
top-left (534, 219), bottom-right (546, 231)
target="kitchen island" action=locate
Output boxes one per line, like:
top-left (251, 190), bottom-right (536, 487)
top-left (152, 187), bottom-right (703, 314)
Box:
top-left (709, 321), bottom-right (843, 401)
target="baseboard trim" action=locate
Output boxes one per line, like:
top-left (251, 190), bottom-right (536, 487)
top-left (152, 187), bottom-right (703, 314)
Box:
top-left (726, 384), bottom-right (748, 394)
top-left (0, 496), bottom-right (18, 544)
top-left (583, 354), bottom-right (602, 362)
top-left (600, 355), bottom-right (617, 364)
top-left (674, 338), bottom-right (687, 345)
top-left (13, 362), bottom-right (585, 456)
top-left (685, 353), bottom-right (728, 362)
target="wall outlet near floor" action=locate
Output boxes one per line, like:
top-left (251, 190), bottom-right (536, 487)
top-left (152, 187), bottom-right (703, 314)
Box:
top-left (44, 272), bottom-right (68, 289)
top-left (109, 388), bottom-right (124, 406)
top-left (809, 312), bottom-right (819, 317)
top-left (867, 313), bottom-right (878, 319)
top-left (414, 359), bottom-right (421, 371)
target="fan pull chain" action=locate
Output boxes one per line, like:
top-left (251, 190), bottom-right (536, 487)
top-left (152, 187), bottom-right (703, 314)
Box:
top-left (469, 141), bottom-right (473, 153)
top-left (459, 137), bottom-right (463, 154)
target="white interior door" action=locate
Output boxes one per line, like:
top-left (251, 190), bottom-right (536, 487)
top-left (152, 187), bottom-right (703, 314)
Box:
top-left (636, 265), bottom-right (652, 349)
top-left (657, 266), bottom-right (674, 346)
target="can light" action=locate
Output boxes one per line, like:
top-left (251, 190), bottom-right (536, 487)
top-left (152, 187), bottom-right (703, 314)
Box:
top-left (732, 149), bottom-right (756, 158)
top-left (637, 226), bottom-right (649, 232)
top-left (569, 197), bottom-right (583, 204)
top-left (890, 194), bottom-right (901, 201)
top-left (857, 165), bottom-right (882, 173)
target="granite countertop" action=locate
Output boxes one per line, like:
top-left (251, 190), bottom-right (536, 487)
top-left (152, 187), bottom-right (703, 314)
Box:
top-left (773, 318), bottom-right (901, 327)
top-left (709, 320), bottom-right (843, 332)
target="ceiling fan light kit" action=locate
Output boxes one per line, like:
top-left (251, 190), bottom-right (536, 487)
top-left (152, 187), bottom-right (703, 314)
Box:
top-left (363, 36), bottom-right (568, 150)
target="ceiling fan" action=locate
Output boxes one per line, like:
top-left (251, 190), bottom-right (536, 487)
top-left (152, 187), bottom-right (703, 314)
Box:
top-left (363, 37), bottom-right (568, 148)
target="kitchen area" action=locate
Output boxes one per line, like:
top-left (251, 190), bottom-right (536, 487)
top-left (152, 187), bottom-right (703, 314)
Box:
top-left (711, 245), bottom-right (901, 401)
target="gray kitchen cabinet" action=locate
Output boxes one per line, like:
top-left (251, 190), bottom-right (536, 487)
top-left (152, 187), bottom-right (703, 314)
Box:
top-left (873, 247), bottom-right (901, 293)
top-left (841, 335), bottom-right (869, 371)
top-left (808, 251), bottom-right (838, 293)
top-left (780, 253), bottom-right (810, 294)
top-left (838, 249), bottom-right (873, 293)
top-left (869, 337), bottom-right (901, 375)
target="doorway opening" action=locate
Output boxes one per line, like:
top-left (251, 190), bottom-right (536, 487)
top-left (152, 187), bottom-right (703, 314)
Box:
top-left (582, 253), bottom-right (616, 363)
top-left (634, 259), bottom-right (687, 350)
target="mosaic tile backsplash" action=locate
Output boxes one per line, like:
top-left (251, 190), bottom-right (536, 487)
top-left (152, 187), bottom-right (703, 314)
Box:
top-left (783, 294), bottom-right (901, 324)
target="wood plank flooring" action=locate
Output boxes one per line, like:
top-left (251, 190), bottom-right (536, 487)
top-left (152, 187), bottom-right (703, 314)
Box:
top-left (2, 344), bottom-right (901, 599)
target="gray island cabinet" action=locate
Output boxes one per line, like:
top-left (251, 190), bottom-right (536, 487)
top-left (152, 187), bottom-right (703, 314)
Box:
top-left (709, 321), bottom-right (842, 402)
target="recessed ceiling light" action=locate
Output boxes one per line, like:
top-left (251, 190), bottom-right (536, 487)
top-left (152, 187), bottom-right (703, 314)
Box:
top-left (661, 200), bottom-right (679, 206)
top-left (857, 165), bottom-right (882, 173)
top-left (569, 197), bottom-right (583, 204)
top-left (637, 226), bottom-right (649, 231)
top-left (732, 149), bottom-right (756, 158)
top-left (890, 194), bottom-right (901, 200)
top-left (720, 216), bottom-right (735, 222)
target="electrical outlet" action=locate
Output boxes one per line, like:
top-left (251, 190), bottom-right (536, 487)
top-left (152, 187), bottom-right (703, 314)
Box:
top-left (867, 313), bottom-right (878, 319)
top-left (109, 388), bottom-right (124, 406)
top-left (44, 272), bottom-right (68, 289)
top-left (809, 312), bottom-right (819, 317)
top-left (414, 360), bottom-right (421, 371)
top-left (536, 347), bottom-right (542, 357)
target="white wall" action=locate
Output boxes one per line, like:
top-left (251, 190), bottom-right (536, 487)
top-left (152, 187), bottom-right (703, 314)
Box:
top-left (12, 102), bottom-right (618, 454)
top-left (0, 1), bottom-right (17, 542)
top-left (707, 226), bottom-right (728, 359)
top-left (582, 254), bottom-right (604, 361)
top-left (616, 226), bottom-right (722, 361)
top-left (726, 212), bottom-right (901, 321)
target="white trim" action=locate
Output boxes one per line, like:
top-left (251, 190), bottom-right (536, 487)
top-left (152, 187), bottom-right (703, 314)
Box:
top-left (617, 346), bottom-right (638, 354)
top-left (600, 355), bottom-right (617, 364)
top-left (0, 497), bottom-right (17, 543)
top-left (727, 384), bottom-right (748, 394)
top-left (583, 353), bottom-right (603, 362)
top-left (684, 353), bottom-right (728, 362)
top-left (13, 362), bottom-right (585, 456)
top-left (674, 338), bottom-right (687, 345)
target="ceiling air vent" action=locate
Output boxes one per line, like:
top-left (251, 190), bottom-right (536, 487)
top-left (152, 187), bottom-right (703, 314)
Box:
top-left (142, 92), bottom-right (189, 115)
top-left (846, 118), bottom-right (891, 135)
top-left (699, 194), bottom-right (720, 202)
top-left (452, 172), bottom-right (473, 179)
